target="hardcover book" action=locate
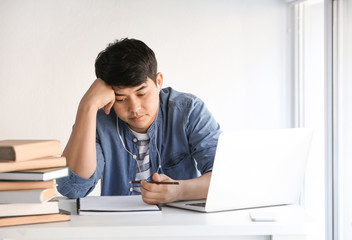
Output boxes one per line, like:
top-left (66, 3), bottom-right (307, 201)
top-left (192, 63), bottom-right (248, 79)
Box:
top-left (0, 187), bottom-right (57, 204)
top-left (0, 180), bottom-right (56, 191)
top-left (0, 209), bottom-right (70, 227)
top-left (0, 140), bottom-right (62, 161)
top-left (0, 200), bottom-right (59, 217)
top-left (0, 156), bottom-right (66, 173)
top-left (0, 167), bottom-right (68, 181)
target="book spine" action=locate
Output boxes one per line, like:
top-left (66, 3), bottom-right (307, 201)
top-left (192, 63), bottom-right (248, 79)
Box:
top-left (0, 147), bottom-right (15, 161)
top-left (76, 198), bottom-right (81, 215)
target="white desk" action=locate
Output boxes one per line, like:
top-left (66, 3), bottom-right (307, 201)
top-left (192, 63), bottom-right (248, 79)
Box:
top-left (0, 197), bottom-right (312, 240)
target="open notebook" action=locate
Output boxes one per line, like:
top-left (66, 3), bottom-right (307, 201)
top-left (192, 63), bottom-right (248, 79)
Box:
top-left (166, 128), bottom-right (313, 212)
top-left (77, 195), bottom-right (161, 215)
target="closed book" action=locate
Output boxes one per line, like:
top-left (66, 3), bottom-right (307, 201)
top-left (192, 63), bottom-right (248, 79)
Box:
top-left (0, 209), bottom-right (70, 227)
top-left (0, 156), bottom-right (66, 173)
top-left (0, 167), bottom-right (68, 181)
top-left (0, 187), bottom-right (56, 203)
top-left (0, 180), bottom-right (55, 191)
top-left (0, 140), bottom-right (62, 161)
top-left (0, 199), bottom-right (59, 217)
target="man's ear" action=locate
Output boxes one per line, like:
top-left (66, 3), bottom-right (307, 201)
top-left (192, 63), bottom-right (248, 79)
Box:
top-left (156, 72), bottom-right (163, 90)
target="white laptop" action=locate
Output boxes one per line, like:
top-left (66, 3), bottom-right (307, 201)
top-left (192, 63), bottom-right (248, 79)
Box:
top-left (166, 128), bottom-right (313, 212)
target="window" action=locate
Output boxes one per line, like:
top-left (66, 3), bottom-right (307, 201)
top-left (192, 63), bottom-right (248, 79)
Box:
top-left (290, 0), bottom-right (325, 239)
top-left (332, 0), bottom-right (352, 239)
top-left (292, 0), bottom-right (352, 239)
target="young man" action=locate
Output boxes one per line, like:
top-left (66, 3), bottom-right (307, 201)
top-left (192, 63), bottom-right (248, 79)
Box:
top-left (57, 38), bottom-right (221, 204)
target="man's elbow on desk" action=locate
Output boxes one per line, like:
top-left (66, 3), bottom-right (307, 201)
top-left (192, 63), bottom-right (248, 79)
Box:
top-left (56, 168), bottom-right (99, 199)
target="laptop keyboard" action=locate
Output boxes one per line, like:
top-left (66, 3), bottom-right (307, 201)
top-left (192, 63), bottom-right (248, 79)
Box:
top-left (186, 202), bottom-right (206, 207)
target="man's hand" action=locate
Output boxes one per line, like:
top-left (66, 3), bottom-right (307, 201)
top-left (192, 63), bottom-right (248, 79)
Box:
top-left (140, 172), bottom-right (212, 205)
top-left (140, 173), bottom-right (181, 204)
top-left (80, 78), bottom-right (115, 115)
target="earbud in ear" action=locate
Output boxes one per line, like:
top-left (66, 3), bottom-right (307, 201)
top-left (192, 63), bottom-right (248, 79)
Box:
top-left (157, 83), bottom-right (160, 90)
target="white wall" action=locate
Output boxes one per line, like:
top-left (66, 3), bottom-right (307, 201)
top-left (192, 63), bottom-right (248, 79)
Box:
top-left (0, 0), bottom-right (290, 147)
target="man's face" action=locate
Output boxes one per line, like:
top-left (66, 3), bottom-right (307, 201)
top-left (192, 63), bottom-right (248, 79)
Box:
top-left (112, 75), bottom-right (162, 133)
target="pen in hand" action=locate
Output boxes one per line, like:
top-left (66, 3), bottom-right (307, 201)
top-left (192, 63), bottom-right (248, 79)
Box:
top-left (129, 180), bottom-right (180, 185)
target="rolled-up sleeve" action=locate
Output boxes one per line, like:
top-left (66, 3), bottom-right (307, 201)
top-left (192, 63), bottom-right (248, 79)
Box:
top-left (186, 99), bottom-right (221, 174)
top-left (56, 135), bottom-right (105, 199)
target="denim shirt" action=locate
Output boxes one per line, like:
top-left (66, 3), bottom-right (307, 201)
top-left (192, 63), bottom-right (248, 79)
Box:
top-left (57, 87), bottom-right (221, 198)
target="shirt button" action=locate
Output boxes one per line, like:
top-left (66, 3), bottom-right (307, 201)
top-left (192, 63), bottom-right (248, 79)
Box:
top-left (133, 155), bottom-right (137, 159)
top-left (129, 187), bottom-right (133, 192)
top-left (133, 138), bottom-right (138, 143)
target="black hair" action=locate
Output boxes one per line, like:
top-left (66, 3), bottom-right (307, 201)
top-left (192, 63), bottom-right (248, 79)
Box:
top-left (95, 38), bottom-right (157, 87)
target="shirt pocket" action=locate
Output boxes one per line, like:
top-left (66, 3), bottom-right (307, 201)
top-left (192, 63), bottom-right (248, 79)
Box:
top-left (163, 152), bottom-right (198, 180)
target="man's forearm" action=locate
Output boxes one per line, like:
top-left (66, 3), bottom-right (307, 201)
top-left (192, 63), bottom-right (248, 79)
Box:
top-left (178, 171), bottom-right (212, 201)
top-left (63, 103), bottom-right (98, 179)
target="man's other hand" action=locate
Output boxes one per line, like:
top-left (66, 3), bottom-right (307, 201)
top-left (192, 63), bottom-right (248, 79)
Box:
top-left (140, 173), bottom-right (181, 204)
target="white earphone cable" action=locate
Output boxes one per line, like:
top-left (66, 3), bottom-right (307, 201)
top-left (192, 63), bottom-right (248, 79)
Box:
top-left (116, 121), bottom-right (141, 173)
top-left (116, 118), bottom-right (162, 174)
top-left (155, 122), bottom-right (162, 173)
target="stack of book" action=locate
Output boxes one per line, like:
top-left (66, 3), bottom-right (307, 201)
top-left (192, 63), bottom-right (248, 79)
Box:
top-left (0, 140), bottom-right (70, 227)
